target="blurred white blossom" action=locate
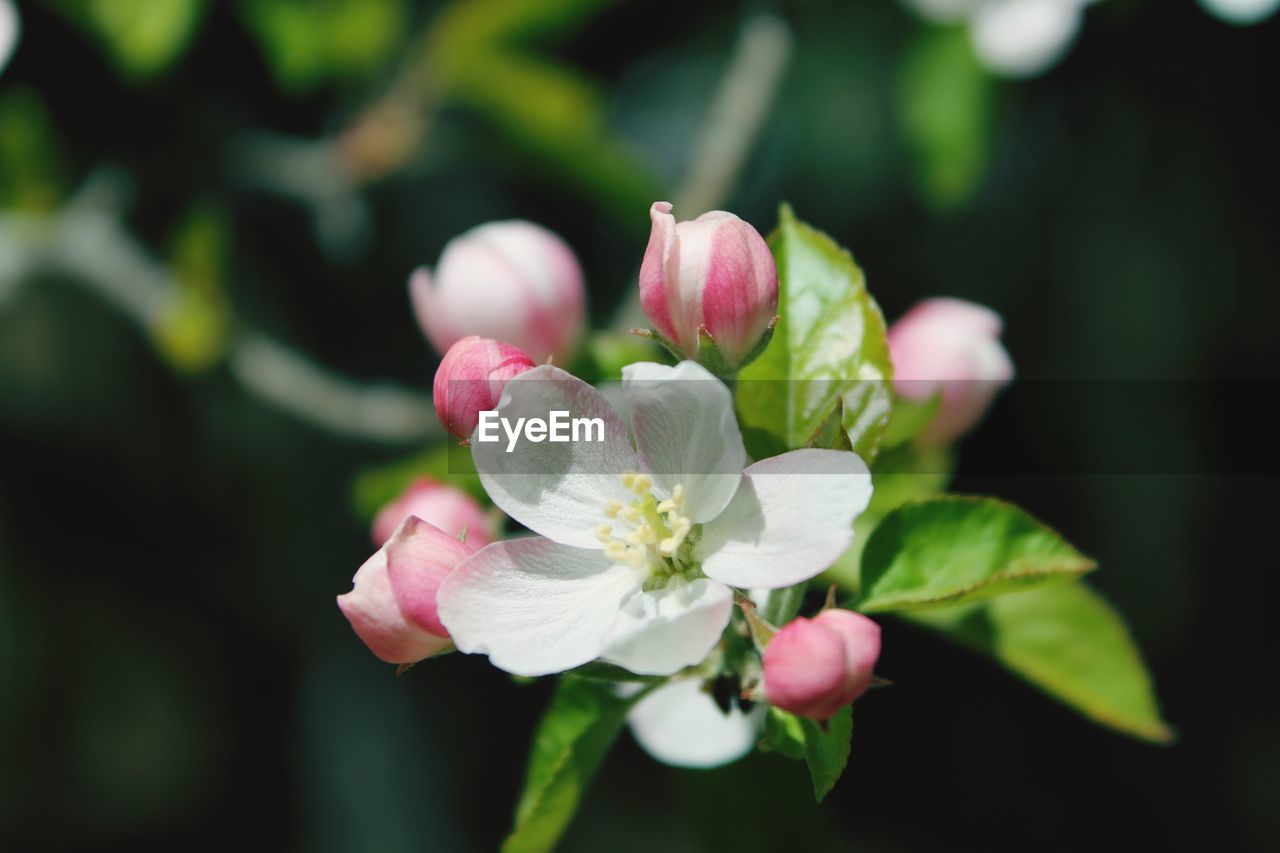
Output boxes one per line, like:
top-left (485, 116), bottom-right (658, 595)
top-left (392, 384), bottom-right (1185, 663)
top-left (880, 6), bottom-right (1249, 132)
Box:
top-left (1198, 0), bottom-right (1280, 24)
top-left (0, 0), bottom-right (19, 75)
top-left (902, 0), bottom-right (1098, 79)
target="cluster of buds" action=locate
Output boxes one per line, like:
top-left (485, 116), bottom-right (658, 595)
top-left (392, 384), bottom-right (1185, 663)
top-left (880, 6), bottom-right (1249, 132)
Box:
top-left (343, 201), bottom-right (1019, 733)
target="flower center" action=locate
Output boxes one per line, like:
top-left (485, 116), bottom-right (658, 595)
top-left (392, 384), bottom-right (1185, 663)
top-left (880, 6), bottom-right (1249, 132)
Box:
top-left (595, 472), bottom-right (700, 589)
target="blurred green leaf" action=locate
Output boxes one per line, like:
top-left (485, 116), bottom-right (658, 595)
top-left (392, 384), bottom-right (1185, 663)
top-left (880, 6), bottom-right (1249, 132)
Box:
top-left (736, 205), bottom-right (893, 459)
top-left (881, 393), bottom-right (940, 449)
top-left (858, 496), bottom-right (1096, 613)
top-left (904, 584), bottom-right (1174, 743)
top-left (153, 204), bottom-right (231, 373)
top-left (0, 90), bottom-right (66, 212)
top-left (239, 0), bottom-right (407, 91)
top-left (898, 25), bottom-right (995, 208)
top-left (352, 443), bottom-right (484, 521)
top-left (425, 0), bottom-right (618, 76)
top-left (503, 677), bottom-right (648, 853)
top-left (50, 0), bottom-right (208, 78)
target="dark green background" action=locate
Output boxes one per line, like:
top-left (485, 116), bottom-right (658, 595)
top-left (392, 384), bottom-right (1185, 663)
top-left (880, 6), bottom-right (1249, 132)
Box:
top-left (2, 1), bottom-right (1277, 850)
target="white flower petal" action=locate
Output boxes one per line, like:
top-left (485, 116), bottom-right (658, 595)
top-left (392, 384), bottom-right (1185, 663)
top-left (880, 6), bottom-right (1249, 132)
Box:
top-left (436, 537), bottom-right (640, 676)
top-left (622, 361), bottom-right (745, 522)
top-left (627, 679), bottom-right (761, 769)
top-left (970, 0), bottom-right (1085, 79)
top-left (473, 364), bottom-right (637, 548)
top-left (0, 0), bottom-right (18, 75)
top-left (1198, 0), bottom-right (1280, 25)
top-left (600, 578), bottom-right (733, 675)
top-left (697, 449), bottom-right (873, 589)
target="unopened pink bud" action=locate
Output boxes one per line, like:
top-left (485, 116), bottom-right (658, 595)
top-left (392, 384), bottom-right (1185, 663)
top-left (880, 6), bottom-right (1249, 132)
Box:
top-left (337, 516), bottom-right (477, 664)
top-left (433, 336), bottom-right (536, 440)
top-left (887, 298), bottom-right (1014, 445)
top-left (639, 201), bottom-right (777, 372)
top-left (371, 476), bottom-right (493, 548)
top-left (763, 609), bottom-right (881, 721)
top-left (410, 220), bottom-right (585, 363)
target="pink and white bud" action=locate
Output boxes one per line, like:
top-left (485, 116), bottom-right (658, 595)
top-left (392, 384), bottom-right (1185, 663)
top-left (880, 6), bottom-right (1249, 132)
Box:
top-left (337, 516), bottom-right (477, 664)
top-left (371, 476), bottom-right (493, 548)
top-left (433, 336), bottom-right (536, 440)
top-left (639, 201), bottom-right (778, 373)
top-left (762, 609), bottom-right (881, 721)
top-left (887, 297), bottom-right (1014, 445)
top-left (410, 220), bottom-right (585, 363)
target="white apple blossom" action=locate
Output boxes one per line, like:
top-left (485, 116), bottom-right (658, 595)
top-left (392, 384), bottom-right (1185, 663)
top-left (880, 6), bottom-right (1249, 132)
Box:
top-left (436, 360), bottom-right (872, 677)
top-left (0, 0), bottom-right (20, 75)
top-left (901, 0), bottom-right (1098, 79)
top-left (627, 679), bottom-right (762, 768)
top-left (1198, 0), bottom-right (1280, 25)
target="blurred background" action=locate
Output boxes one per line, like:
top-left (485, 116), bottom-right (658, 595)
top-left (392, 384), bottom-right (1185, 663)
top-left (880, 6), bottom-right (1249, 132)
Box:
top-left (2, 0), bottom-right (1278, 850)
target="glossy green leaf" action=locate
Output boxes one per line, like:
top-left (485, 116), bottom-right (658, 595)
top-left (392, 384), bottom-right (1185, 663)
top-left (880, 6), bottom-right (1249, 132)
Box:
top-left (760, 706), bottom-right (853, 801)
top-left (881, 393), bottom-right (941, 449)
top-left (503, 678), bottom-right (649, 853)
top-left (761, 707), bottom-right (805, 761)
top-left (736, 205), bottom-right (893, 459)
top-left (904, 584), bottom-right (1174, 743)
top-left (857, 497), bottom-right (1096, 613)
top-left (803, 707), bottom-right (852, 802)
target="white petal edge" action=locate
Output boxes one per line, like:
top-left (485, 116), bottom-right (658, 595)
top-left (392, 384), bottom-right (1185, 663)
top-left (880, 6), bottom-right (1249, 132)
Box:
top-left (622, 360), bottom-right (745, 522)
top-left (627, 679), bottom-right (761, 769)
top-left (473, 364), bottom-right (637, 549)
top-left (600, 578), bottom-right (733, 676)
top-left (697, 448), bottom-right (873, 589)
top-left (436, 537), bottom-right (640, 677)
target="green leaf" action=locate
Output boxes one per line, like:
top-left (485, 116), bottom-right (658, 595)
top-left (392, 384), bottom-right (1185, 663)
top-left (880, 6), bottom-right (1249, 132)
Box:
top-left (351, 443), bottom-right (485, 521)
top-left (503, 678), bottom-right (649, 853)
top-left (52, 0), bottom-right (208, 78)
top-left (761, 707), bottom-right (806, 761)
top-left (823, 442), bottom-right (953, 592)
top-left (904, 584), bottom-right (1174, 743)
top-left (736, 205), bottom-right (893, 459)
top-left (761, 707), bottom-right (853, 801)
top-left (881, 393), bottom-right (941, 449)
top-left (803, 708), bottom-right (853, 802)
top-left (897, 25), bottom-right (996, 209)
top-left (240, 0), bottom-right (408, 92)
top-left (840, 380), bottom-right (893, 462)
top-left (857, 497), bottom-right (1096, 613)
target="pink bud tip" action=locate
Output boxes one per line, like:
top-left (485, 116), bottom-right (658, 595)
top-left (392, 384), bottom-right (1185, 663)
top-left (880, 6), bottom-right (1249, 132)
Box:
top-left (433, 336), bottom-right (536, 440)
top-left (371, 476), bottom-right (493, 548)
top-left (638, 201), bottom-right (778, 371)
top-left (887, 297), bottom-right (1014, 445)
top-left (763, 609), bottom-right (882, 721)
top-left (337, 516), bottom-right (478, 665)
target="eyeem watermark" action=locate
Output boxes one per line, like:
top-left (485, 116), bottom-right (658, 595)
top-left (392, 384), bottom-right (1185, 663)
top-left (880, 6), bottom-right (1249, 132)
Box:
top-left (476, 410), bottom-right (606, 453)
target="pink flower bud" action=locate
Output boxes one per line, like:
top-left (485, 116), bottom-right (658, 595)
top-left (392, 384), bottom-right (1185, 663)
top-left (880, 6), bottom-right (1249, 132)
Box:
top-left (410, 220), bottom-right (585, 363)
top-left (433, 336), bottom-right (536, 440)
top-left (763, 609), bottom-right (881, 721)
top-left (887, 298), bottom-right (1014, 445)
top-left (639, 201), bottom-right (778, 372)
top-left (371, 476), bottom-right (493, 548)
top-left (337, 516), bottom-right (477, 664)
